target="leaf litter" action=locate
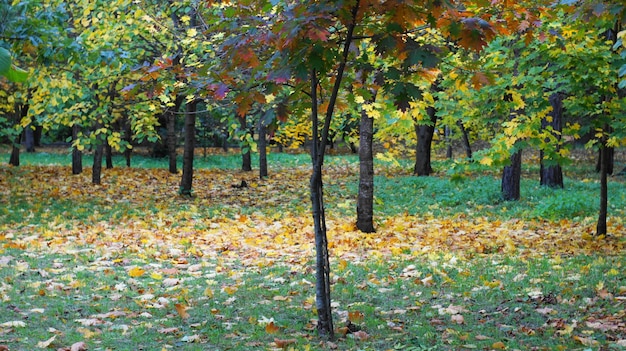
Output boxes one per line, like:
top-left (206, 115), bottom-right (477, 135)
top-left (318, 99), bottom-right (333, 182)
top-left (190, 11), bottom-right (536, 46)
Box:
top-left (0, 164), bottom-right (625, 350)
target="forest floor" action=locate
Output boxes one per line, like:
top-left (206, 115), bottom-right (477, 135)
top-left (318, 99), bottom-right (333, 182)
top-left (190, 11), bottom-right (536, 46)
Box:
top-left (0, 148), bottom-right (625, 350)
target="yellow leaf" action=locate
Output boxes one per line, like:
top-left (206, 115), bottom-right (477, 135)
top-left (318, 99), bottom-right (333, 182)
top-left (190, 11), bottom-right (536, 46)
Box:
top-left (492, 341), bottom-right (506, 349)
top-left (150, 272), bottom-right (163, 280)
top-left (128, 266), bottom-right (145, 278)
top-left (174, 303), bottom-right (190, 319)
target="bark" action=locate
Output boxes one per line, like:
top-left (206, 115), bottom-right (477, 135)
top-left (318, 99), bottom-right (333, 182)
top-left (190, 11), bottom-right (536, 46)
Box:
top-left (258, 119), bottom-right (268, 179)
top-left (310, 69), bottom-right (333, 339)
top-left (168, 95), bottom-right (184, 174)
top-left (356, 91), bottom-right (376, 233)
top-left (595, 146), bottom-right (614, 175)
top-left (123, 117), bottom-right (132, 167)
top-left (9, 135), bottom-right (20, 166)
top-left (24, 127), bottom-right (35, 152)
top-left (596, 125), bottom-right (610, 236)
top-left (413, 103), bottom-right (437, 176)
top-left (72, 124), bottom-right (83, 175)
top-left (458, 120), bottom-right (472, 159)
top-left (92, 142), bottom-right (104, 185)
top-left (34, 125), bottom-right (43, 147)
top-left (501, 149), bottom-right (522, 201)
top-left (540, 93), bottom-right (564, 188)
top-left (105, 142), bottom-right (113, 169)
top-left (180, 100), bottom-right (198, 196)
top-left (444, 126), bottom-right (453, 159)
top-left (239, 115), bottom-right (252, 172)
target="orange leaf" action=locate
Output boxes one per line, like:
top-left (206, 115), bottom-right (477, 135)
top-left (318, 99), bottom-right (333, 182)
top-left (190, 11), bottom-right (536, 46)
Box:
top-left (174, 303), bottom-right (190, 319)
top-left (265, 321), bottom-right (280, 334)
top-left (348, 311), bottom-right (364, 323)
top-left (274, 338), bottom-right (297, 349)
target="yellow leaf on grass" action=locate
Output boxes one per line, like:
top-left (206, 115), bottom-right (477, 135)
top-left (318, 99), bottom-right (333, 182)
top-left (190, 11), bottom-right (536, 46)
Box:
top-left (128, 266), bottom-right (145, 278)
top-left (348, 311), bottom-right (365, 323)
top-left (37, 335), bottom-right (56, 348)
top-left (174, 303), bottom-right (190, 319)
top-left (492, 341), bottom-right (506, 349)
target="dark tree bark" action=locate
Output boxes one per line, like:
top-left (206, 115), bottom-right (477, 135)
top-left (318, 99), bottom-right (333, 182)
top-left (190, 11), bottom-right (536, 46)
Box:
top-left (239, 115), bottom-right (252, 172)
top-left (34, 125), bottom-right (43, 147)
top-left (258, 119), bottom-right (268, 179)
top-left (595, 146), bottom-right (614, 175)
top-left (445, 126), bottom-right (453, 159)
top-left (9, 134), bottom-right (20, 166)
top-left (501, 149), bottom-right (522, 201)
top-left (180, 100), bottom-right (198, 196)
top-left (596, 124), bottom-right (610, 236)
top-left (72, 124), bottom-right (83, 175)
top-left (458, 120), bottom-right (472, 159)
top-left (540, 92), bottom-right (564, 188)
top-left (356, 88), bottom-right (376, 233)
top-left (123, 116), bottom-right (132, 167)
top-left (24, 127), bottom-right (35, 153)
top-left (310, 69), bottom-right (333, 339)
top-left (105, 141), bottom-right (113, 169)
top-left (168, 95), bottom-right (184, 174)
top-left (413, 102), bottom-right (437, 176)
top-left (92, 142), bottom-right (104, 185)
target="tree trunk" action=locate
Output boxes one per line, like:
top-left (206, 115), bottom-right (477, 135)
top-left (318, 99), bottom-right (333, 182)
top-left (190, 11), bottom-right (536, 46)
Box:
top-left (595, 146), bottom-right (614, 175)
top-left (413, 104), bottom-right (437, 176)
top-left (356, 92), bottom-right (376, 233)
top-left (596, 125), bottom-right (610, 236)
top-left (9, 135), bottom-right (20, 166)
top-left (24, 127), bottom-right (35, 153)
top-left (180, 100), bottom-right (198, 196)
top-left (258, 119), bottom-right (268, 179)
top-left (34, 125), bottom-right (43, 147)
top-left (501, 150), bottom-right (522, 201)
top-left (445, 126), bottom-right (453, 159)
top-left (72, 124), bottom-right (83, 175)
top-left (123, 117), bottom-right (132, 167)
top-left (458, 120), bottom-right (472, 159)
top-left (168, 95), bottom-right (184, 174)
top-left (309, 69), bottom-right (334, 339)
top-left (238, 115), bottom-right (252, 172)
top-left (105, 141), bottom-right (113, 169)
top-left (92, 142), bottom-right (104, 185)
top-left (540, 92), bottom-right (564, 188)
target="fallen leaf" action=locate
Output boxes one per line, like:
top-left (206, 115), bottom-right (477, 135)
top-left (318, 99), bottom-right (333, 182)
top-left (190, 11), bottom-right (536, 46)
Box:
top-left (0, 345), bottom-right (9, 351)
top-left (351, 330), bottom-right (370, 341)
top-left (492, 341), bottom-right (506, 349)
top-left (174, 303), bottom-right (190, 319)
top-left (128, 266), bottom-right (145, 278)
top-left (0, 321), bottom-right (26, 328)
top-left (573, 335), bottom-right (599, 346)
top-left (37, 335), bottom-right (56, 348)
top-left (265, 321), bottom-right (280, 334)
top-left (70, 341), bottom-right (87, 351)
top-left (273, 338), bottom-right (297, 349)
top-left (348, 311), bottom-right (365, 323)
top-left (451, 314), bottom-right (465, 324)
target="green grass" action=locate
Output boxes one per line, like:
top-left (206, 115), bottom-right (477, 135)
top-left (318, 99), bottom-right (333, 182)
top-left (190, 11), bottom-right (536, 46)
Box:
top-left (1, 248), bottom-right (624, 350)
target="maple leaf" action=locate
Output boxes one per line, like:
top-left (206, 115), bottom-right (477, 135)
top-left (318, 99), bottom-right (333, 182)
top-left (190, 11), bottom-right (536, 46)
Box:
top-left (174, 303), bottom-right (190, 319)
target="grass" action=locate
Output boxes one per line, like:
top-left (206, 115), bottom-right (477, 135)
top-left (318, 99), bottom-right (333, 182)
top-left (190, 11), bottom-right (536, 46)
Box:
top-left (1, 146), bottom-right (625, 350)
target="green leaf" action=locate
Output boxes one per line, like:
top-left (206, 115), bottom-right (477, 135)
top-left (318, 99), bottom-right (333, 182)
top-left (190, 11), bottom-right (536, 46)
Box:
top-left (0, 47), bottom-right (12, 74)
top-left (5, 65), bottom-right (29, 82)
top-left (618, 64), bottom-right (626, 78)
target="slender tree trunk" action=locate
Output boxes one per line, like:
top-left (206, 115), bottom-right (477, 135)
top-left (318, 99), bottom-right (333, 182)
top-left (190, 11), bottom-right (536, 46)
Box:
top-left (595, 146), bottom-right (614, 175)
top-left (92, 142), bottom-right (104, 185)
top-left (9, 133), bottom-right (20, 166)
top-left (356, 90), bottom-right (376, 233)
top-left (445, 126), bottom-right (453, 159)
top-left (168, 95), bottom-right (184, 174)
top-left (34, 125), bottom-right (43, 147)
top-left (123, 116), bottom-right (132, 167)
top-left (239, 115), bottom-right (252, 172)
top-left (458, 120), bottom-right (472, 159)
top-left (596, 125), bottom-right (610, 236)
top-left (540, 93), bottom-right (564, 188)
top-left (105, 141), bottom-right (113, 169)
top-left (310, 69), bottom-right (334, 339)
top-left (180, 100), bottom-right (198, 196)
top-left (258, 119), bottom-right (268, 178)
top-left (24, 127), bottom-right (35, 153)
top-left (72, 124), bottom-right (83, 175)
top-left (413, 103), bottom-right (437, 176)
top-left (501, 150), bottom-right (522, 201)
